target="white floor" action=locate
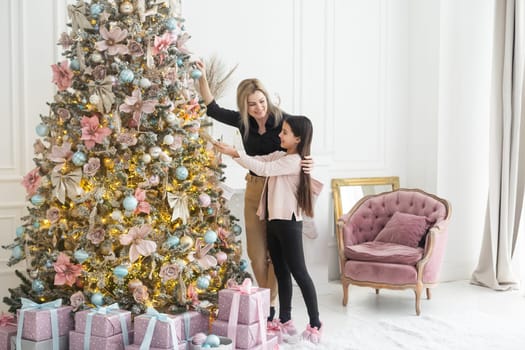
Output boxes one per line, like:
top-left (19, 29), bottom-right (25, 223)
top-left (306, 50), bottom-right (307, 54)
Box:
top-left (279, 279), bottom-right (525, 350)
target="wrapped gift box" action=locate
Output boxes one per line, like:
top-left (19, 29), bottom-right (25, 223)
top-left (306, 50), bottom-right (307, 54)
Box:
top-left (75, 308), bottom-right (132, 337)
top-left (10, 335), bottom-right (68, 350)
top-left (69, 329), bottom-right (133, 350)
top-left (125, 341), bottom-right (187, 350)
top-left (0, 322), bottom-right (17, 350)
top-left (212, 320), bottom-right (265, 349)
top-left (217, 288), bottom-right (269, 325)
top-left (17, 305), bottom-right (73, 342)
top-left (173, 311), bottom-right (209, 341)
top-left (133, 313), bottom-right (181, 349)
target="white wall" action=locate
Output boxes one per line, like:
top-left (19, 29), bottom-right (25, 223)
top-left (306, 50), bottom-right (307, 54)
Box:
top-left (0, 0), bottom-right (497, 303)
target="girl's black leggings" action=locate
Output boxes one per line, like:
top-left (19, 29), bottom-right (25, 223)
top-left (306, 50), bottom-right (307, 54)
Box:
top-left (266, 217), bottom-right (320, 327)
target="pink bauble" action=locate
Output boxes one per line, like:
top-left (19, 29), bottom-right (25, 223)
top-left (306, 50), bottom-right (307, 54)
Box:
top-left (192, 332), bottom-right (207, 345)
top-left (198, 193), bottom-right (211, 207)
top-left (216, 251), bottom-right (227, 265)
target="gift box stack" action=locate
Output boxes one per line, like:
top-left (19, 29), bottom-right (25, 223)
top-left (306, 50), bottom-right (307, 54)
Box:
top-left (126, 308), bottom-right (186, 350)
top-left (13, 300), bottom-right (73, 350)
top-left (69, 305), bottom-right (133, 350)
top-left (0, 313), bottom-right (17, 350)
top-left (173, 311), bottom-right (209, 344)
top-left (212, 280), bottom-right (279, 350)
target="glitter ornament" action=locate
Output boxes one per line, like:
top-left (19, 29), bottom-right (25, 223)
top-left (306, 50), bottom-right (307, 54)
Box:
top-left (111, 210), bottom-right (123, 221)
top-left (165, 112), bottom-right (177, 125)
top-left (196, 276), bottom-right (210, 290)
top-left (179, 235), bottom-right (194, 250)
top-left (35, 123), bottom-right (49, 137)
top-left (89, 94), bottom-right (101, 105)
top-left (232, 224), bottom-right (242, 235)
top-left (198, 193), bottom-right (211, 207)
top-left (215, 251), bottom-right (227, 265)
top-left (142, 153), bottom-right (152, 163)
top-left (113, 265), bottom-right (129, 278)
top-left (90, 3), bottom-right (104, 17)
top-left (123, 195), bottom-right (138, 211)
top-left (30, 194), bottom-right (45, 206)
top-left (165, 18), bottom-right (178, 30)
top-left (163, 134), bottom-right (175, 145)
top-left (204, 230), bottom-right (217, 244)
top-left (166, 236), bottom-right (180, 248)
top-left (72, 151), bottom-right (87, 166)
top-left (149, 146), bottom-right (162, 158)
top-left (119, 69), bottom-right (134, 83)
top-left (175, 166), bottom-right (188, 180)
top-left (74, 249), bottom-right (89, 263)
top-left (139, 77), bottom-right (151, 88)
top-left (120, 1), bottom-right (134, 15)
top-left (240, 259), bottom-right (248, 271)
top-left (70, 59), bottom-right (80, 71)
top-left (90, 52), bottom-right (103, 63)
top-left (32, 279), bottom-right (45, 293)
top-left (11, 246), bottom-right (23, 259)
top-left (91, 293), bottom-right (104, 306)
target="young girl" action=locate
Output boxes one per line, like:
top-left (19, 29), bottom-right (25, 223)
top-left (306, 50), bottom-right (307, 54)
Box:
top-left (214, 115), bottom-right (323, 344)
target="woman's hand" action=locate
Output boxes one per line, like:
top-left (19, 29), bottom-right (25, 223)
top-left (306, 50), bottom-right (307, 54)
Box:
top-left (214, 141), bottom-right (239, 158)
top-left (301, 155), bottom-right (314, 174)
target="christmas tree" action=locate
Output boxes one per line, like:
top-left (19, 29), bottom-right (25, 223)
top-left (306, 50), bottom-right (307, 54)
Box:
top-left (3, 0), bottom-right (248, 315)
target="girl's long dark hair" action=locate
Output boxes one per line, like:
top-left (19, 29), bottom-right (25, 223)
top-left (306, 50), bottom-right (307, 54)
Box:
top-left (285, 116), bottom-right (314, 217)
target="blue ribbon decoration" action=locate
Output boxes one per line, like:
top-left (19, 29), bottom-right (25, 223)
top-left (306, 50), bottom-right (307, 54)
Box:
top-left (16, 298), bottom-right (62, 350)
top-left (139, 307), bottom-right (178, 350)
top-left (83, 303), bottom-right (129, 350)
top-left (184, 312), bottom-right (191, 350)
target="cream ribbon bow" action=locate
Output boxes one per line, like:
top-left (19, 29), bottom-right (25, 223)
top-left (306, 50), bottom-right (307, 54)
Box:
top-left (167, 192), bottom-right (189, 224)
top-left (51, 166), bottom-right (83, 204)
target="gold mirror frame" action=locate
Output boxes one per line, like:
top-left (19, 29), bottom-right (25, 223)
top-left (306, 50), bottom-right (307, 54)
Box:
top-left (331, 176), bottom-right (400, 226)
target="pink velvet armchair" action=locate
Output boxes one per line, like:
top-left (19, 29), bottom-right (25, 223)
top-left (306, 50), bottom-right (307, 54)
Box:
top-left (336, 188), bottom-right (451, 315)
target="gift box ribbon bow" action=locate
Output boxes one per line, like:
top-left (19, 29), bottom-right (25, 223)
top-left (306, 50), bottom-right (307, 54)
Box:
top-left (231, 278), bottom-right (257, 294)
top-left (140, 307), bottom-right (179, 350)
top-left (17, 298), bottom-right (62, 350)
top-left (83, 303), bottom-right (129, 350)
top-left (0, 312), bottom-right (15, 327)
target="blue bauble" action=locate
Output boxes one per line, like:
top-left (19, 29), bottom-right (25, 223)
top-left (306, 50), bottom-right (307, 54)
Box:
top-left (16, 226), bottom-right (25, 238)
top-left (119, 69), bottom-right (135, 83)
top-left (240, 259), bottom-right (248, 271)
top-left (232, 224), bottom-right (242, 236)
top-left (190, 69), bottom-right (202, 80)
top-left (175, 166), bottom-right (189, 180)
top-left (90, 3), bottom-right (104, 17)
top-left (204, 334), bottom-right (221, 347)
top-left (196, 276), bottom-right (210, 290)
top-left (74, 249), bottom-right (89, 263)
top-left (45, 260), bottom-right (53, 268)
top-left (123, 196), bottom-right (138, 211)
top-left (113, 265), bottom-right (129, 278)
top-left (166, 236), bottom-right (180, 248)
top-left (35, 123), bottom-right (49, 137)
top-left (30, 194), bottom-right (45, 206)
top-left (32, 279), bottom-right (45, 293)
top-left (202, 345), bottom-right (211, 349)
top-left (165, 17), bottom-right (178, 30)
top-left (72, 151), bottom-right (87, 166)
top-left (70, 59), bottom-right (80, 71)
top-left (177, 58), bottom-right (183, 67)
top-left (204, 230), bottom-right (217, 244)
top-left (12, 246), bottom-right (23, 259)
top-left (206, 207), bottom-right (213, 215)
top-left (33, 221), bottom-right (40, 229)
top-left (91, 293), bottom-right (104, 306)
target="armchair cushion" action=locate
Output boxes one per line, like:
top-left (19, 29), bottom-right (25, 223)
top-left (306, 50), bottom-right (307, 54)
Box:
top-left (374, 211), bottom-right (431, 247)
top-left (345, 241), bottom-right (424, 265)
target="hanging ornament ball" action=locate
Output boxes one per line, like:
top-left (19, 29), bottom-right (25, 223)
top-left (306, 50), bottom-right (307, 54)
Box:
top-left (175, 166), bottom-right (189, 180)
top-left (149, 146), bottom-right (162, 158)
top-left (189, 132), bottom-right (199, 141)
top-left (206, 207), bottom-right (214, 215)
top-left (11, 245), bottom-right (23, 259)
top-left (111, 210), bottom-right (123, 222)
top-left (142, 153), bottom-right (152, 164)
top-left (119, 69), bottom-right (135, 83)
top-left (166, 236), bottom-right (180, 248)
top-left (139, 77), bottom-right (151, 89)
top-left (204, 230), bottom-right (217, 244)
top-left (90, 52), bottom-right (103, 63)
top-left (123, 195), bottom-right (138, 211)
top-left (163, 134), bottom-right (175, 145)
top-left (165, 112), bottom-right (178, 125)
top-left (119, 1), bottom-right (134, 14)
top-left (165, 18), bottom-right (178, 31)
top-left (128, 279), bottom-right (143, 292)
top-left (90, 3), bottom-right (104, 17)
top-left (215, 251), bottom-right (227, 265)
top-left (15, 226), bottom-right (25, 238)
top-left (89, 94), bottom-right (101, 105)
top-left (113, 265), bottom-right (129, 279)
top-left (35, 123), bottom-right (49, 137)
top-left (33, 221), bottom-right (40, 229)
top-left (179, 235), bottom-right (194, 250)
top-left (190, 69), bottom-right (202, 80)
top-left (197, 276), bottom-right (210, 290)
top-left (30, 194), bottom-right (45, 206)
top-left (177, 58), bottom-right (183, 67)
top-left (232, 224), bottom-right (242, 236)
top-left (32, 279), bottom-right (45, 293)
top-left (198, 193), bottom-right (211, 207)
top-left (72, 151), bottom-right (87, 166)
top-left (192, 333), bottom-right (207, 346)
top-left (74, 249), bottom-right (89, 263)
top-left (70, 59), bottom-right (80, 71)
top-left (204, 334), bottom-right (221, 348)
top-left (90, 293), bottom-right (104, 306)
top-left (240, 259), bottom-right (248, 271)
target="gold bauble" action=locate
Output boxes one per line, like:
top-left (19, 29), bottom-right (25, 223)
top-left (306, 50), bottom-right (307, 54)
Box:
top-left (120, 1), bottom-right (134, 15)
top-left (179, 235), bottom-right (194, 250)
top-left (104, 158), bottom-right (115, 170)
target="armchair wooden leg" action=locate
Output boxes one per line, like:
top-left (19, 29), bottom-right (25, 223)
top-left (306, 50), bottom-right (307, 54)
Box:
top-left (426, 288), bottom-right (431, 300)
top-left (375, 289), bottom-right (379, 294)
top-left (342, 280), bottom-right (350, 306)
top-left (415, 283), bottom-right (423, 316)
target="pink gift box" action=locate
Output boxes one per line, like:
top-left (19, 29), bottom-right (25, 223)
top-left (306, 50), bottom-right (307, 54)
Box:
top-left (125, 341), bottom-right (187, 350)
top-left (0, 323), bottom-right (17, 350)
top-left (243, 334), bottom-right (278, 350)
top-left (212, 319), bottom-right (266, 349)
top-left (10, 335), bottom-right (68, 350)
top-left (17, 305), bottom-right (73, 342)
top-left (133, 313), bottom-right (181, 348)
top-left (69, 329), bottom-right (133, 350)
top-left (75, 308), bottom-right (132, 337)
top-left (217, 288), bottom-right (270, 325)
top-left (173, 311), bottom-right (209, 341)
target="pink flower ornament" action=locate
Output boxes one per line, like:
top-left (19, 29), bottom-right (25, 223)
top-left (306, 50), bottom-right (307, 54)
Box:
top-left (51, 60), bottom-right (74, 91)
top-left (134, 188), bottom-right (151, 214)
top-left (53, 252), bottom-right (83, 287)
top-left (22, 167), bottom-right (42, 197)
top-left (188, 238), bottom-right (217, 269)
top-left (95, 26), bottom-right (129, 55)
top-left (119, 89), bottom-right (158, 128)
top-left (80, 115), bottom-right (112, 149)
top-left (119, 224), bottom-right (157, 263)
top-left (152, 32), bottom-right (176, 63)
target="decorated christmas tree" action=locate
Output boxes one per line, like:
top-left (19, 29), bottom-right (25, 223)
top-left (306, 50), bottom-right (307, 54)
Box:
top-left (3, 0), bottom-right (248, 315)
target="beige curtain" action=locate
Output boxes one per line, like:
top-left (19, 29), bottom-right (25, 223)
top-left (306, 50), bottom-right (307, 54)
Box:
top-left (471, 0), bottom-right (525, 290)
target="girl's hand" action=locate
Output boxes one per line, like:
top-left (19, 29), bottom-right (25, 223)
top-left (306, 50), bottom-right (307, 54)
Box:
top-left (214, 141), bottom-right (239, 158)
top-left (301, 155), bottom-right (314, 174)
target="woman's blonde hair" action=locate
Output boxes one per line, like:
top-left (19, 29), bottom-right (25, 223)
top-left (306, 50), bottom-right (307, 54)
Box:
top-left (236, 79), bottom-right (283, 140)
